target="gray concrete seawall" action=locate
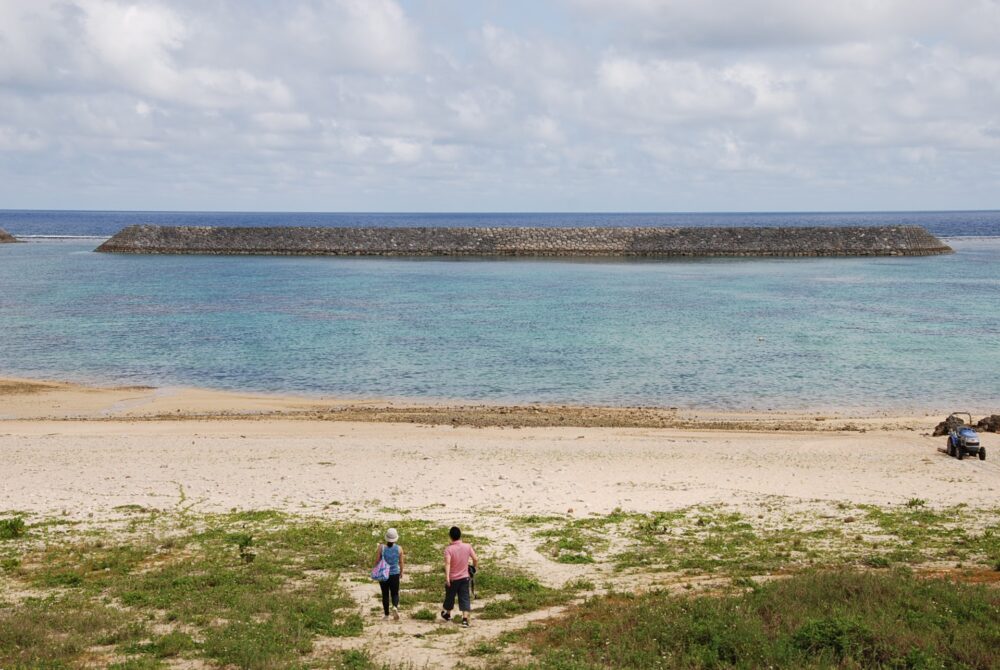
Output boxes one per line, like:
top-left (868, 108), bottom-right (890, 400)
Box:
top-left (95, 224), bottom-right (952, 257)
top-left (0, 228), bottom-right (16, 243)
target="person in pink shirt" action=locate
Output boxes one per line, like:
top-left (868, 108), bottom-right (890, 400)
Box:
top-left (441, 525), bottom-right (478, 627)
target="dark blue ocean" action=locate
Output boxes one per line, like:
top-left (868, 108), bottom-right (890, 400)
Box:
top-left (1, 210), bottom-right (998, 410)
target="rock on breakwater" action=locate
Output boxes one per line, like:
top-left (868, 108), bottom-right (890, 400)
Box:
top-left (0, 228), bottom-right (16, 243)
top-left (95, 224), bottom-right (952, 257)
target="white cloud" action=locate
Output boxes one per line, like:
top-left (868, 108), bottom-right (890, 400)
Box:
top-left (446, 87), bottom-right (515, 132)
top-left (527, 116), bottom-right (565, 144)
top-left (0, 0), bottom-right (72, 83)
top-left (253, 112), bottom-right (312, 132)
top-left (79, 0), bottom-right (291, 108)
top-left (595, 56), bottom-right (762, 121)
top-left (382, 137), bottom-right (423, 163)
top-left (568, 0), bottom-right (970, 48)
top-left (79, 1), bottom-right (186, 84)
top-left (597, 57), bottom-right (647, 92)
top-left (285, 0), bottom-right (420, 74)
top-left (363, 92), bottom-right (417, 118)
top-left (0, 126), bottom-right (47, 151)
top-left (0, 0), bottom-right (998, 210)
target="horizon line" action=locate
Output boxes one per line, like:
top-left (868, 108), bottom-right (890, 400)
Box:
top-left (2, 208), bottom-right (998, 216)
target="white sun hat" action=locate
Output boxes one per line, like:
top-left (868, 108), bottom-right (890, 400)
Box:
top-left (384, 528), bottom-right (399, 543)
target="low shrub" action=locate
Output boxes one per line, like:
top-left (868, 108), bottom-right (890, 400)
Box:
top-left (515, 570), bottom-right (1000, 669)
top-left (0, 517), bottom-right (26, 540)
top-left (411, 608), bottom-right (436, 621)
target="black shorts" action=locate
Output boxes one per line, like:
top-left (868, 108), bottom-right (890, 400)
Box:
top-left (443, 577), bottom-right (471, 612)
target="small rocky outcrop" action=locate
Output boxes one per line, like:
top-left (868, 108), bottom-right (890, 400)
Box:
top-left (976, 415), bottom-right (1000, 433)
top-left (932, 414), bottom-right (967, 436)
top-left (95, 224), bottom-right (953, 257)
top-left (0, 228), bottom-right (16, 243)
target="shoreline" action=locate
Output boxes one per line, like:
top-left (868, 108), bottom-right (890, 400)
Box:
top-left (0, 375), bottom-right (980, 430)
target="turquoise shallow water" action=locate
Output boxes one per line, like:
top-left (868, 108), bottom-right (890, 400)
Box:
top-left (1, 236), bottom-right (998, 410)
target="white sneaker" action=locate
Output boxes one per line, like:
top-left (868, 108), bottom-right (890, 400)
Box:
top-left (392, 606), bottom-right (399, 621)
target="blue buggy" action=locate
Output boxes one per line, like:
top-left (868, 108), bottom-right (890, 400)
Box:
top-left (946, 412), bottom-right (986, 461)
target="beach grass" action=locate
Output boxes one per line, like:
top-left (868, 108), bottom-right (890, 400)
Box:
top-left (517, 509), bottom-right (631, 565)
top-left (0, 511), bottom-right (569, 668)
top-left (0, 593), bottom-right (151, 667)
top-left (2, 504), bottom-right (999, 668)
top-left (500, 569), bottom-right (1000, 669)
top-left (516, 503), bottom-right (1000, 577)
top-left (614, 506), bottom-right (848, 575)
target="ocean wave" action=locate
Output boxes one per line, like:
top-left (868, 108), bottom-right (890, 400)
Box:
top-left (12, 234), bottom-right (109, 240)
top-left (940, 235), bottom-right (1000, 241)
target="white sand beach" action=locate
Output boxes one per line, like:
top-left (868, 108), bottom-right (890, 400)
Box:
top-left (3, 377), bottom-right (997, 521)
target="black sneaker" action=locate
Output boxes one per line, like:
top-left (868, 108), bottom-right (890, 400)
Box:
top-left (461, 618), bottom-right (470, 628)
top-left (440, 610), bottom-right (451, 621)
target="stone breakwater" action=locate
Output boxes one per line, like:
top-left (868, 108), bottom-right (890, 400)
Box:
top-left (0, 228), bottom-right (16, 243)
top-left (95, 224), bottom-right (952, 257)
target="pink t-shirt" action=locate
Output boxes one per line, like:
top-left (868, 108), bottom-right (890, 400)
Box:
top-left (444, 541), bottom-right (475, 581)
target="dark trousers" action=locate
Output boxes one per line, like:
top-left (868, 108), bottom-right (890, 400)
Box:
top-left (379, 573), bottom-right (400, 614)
top-left (443, 577), bottom-right (471, 613)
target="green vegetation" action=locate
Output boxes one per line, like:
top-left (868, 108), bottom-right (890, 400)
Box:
top-left (471, 641), bottom-right (503, 656)
top-left (3, 503), bottom-right (998, 668)
top-left (522, 504), bottom-right (1000, 577)
top-left (508, 570), bottom-right (1000, 669)
top-left (0, 594), bottom-right (149, 667)
top-left (0, 517), bottom-right (26, 540)
top-left (477, 568), bottom-right (572, 619)
top-left (564, 577), bottom-right (596, 591)
top-left (861, 504), bottom-right (1000, 567)
top-left (29, 540), bottom-right (155, 590)
top-left (558, 506), bottom-right (845, 576)
top-left (335, 649), bottom-right (383, 669)
top-left (124, 630), bottom-right (197, 658)
top-left (411, 607), bottom-right (437, 621)
top-left (3, 512), bottom-right (369, 668)
top-left (0, 511), bottom-right (567, 668)
top-left (522, 509), bottom-right (631, 564)
top-left (535, 525), bottom-right (600, 564)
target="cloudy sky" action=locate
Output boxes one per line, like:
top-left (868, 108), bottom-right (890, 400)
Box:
top-left (1, 0), bottom-right (998, 212)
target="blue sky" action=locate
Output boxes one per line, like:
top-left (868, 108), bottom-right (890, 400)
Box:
top-left (1, 0), bottom-right (998, 212)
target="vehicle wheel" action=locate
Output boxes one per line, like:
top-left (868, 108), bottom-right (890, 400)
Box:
top-left (947, 440), bottom-right (955, 457)
top-left (979, 448), bottom-right (986, 461)
top-left (957, 448), bottom-right (964, 460)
